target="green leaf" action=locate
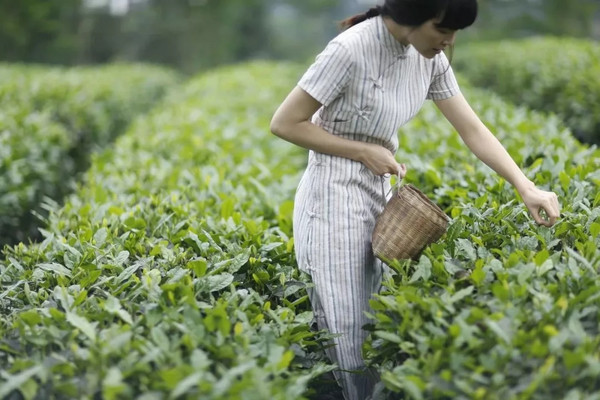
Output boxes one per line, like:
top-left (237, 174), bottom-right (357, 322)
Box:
top-left (205, 273), bottom-right (234, 292)
top-left (226, 250), bottom-right (250, 273)
top-left (537, 259), bottom-right (555, 277)
top-left (470, 263), bottom-right (485, 286)
top-left (104, 295), bottom-right (133, 324)
top-left (124, 217), bottom-right (147, 231)
top-left (0, 365), bottom-right (44, 399)
top-left (170, 372), bottom-right (203, 398)
top-left (590, 222), bottom-right (600, 237)
top-left (403, 375), bottom-right (425, 400)
top-left (115, 251), bottom-right (130, 266)
top-left (37, 262), bottom-right (72, 277)
top-left (491, 281), bottom-right (510, 302)
top-left (187, 259), bottom-right (208, 277)
top-left (559, 170), bottom-right (571, 190)
top-left (93, 227), bottom-right (108, 247)
top-left (485, 319), bottom-right (511, 343)
top-left (66, 311), bottom-right (97, 341)
top-left (220, 197), bottom-right (235, 219)
top-left (374, 330), bottom-right (403, 344)
top-left (19, 309), bottom-right (42, 326)
top-left (456, 238), bottom-right (477, 260)
top-left (277, 350), bottom-right (295, 370)
top-left (409, 257), bottom-right (432, 283)
top-left (151, 326), bottom-right (171, 352)
top-left (102, 367), bottom-right (126, 400)
top-left (534, 249), bottom-right (550, 266)
top-left (450, 286), bottom-right (474, 303)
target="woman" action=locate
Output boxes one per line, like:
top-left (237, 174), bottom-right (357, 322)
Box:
top-left (270, 1), bottom-right (561, 399)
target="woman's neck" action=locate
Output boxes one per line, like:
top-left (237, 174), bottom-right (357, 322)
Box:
top-left (382, 16), bottom-right (412, 46)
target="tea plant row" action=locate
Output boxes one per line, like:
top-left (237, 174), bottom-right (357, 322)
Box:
top-left (365, 79), bottom-right (600, 398)
top-left (1, 58), bottom-right (599, 399)
top-left (0, 64), bottom-right (180, 246)
top-left (454, 37), bottom-right (600, 145)
top-left (0, 62), bottom-right (333, 400)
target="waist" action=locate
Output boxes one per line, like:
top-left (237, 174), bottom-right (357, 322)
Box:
top-left (306, 151), bottom-right (391, 190)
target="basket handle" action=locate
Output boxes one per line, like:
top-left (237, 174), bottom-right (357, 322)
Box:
top-left (385, 175), bottom-right (404, 199)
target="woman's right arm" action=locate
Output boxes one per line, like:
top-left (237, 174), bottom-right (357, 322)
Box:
top-left (270, 86), bottom-right (404, 177)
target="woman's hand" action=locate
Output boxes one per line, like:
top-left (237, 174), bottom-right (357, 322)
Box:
top-left (519, 184), bottom-right (561, 227)
top-left (358, 143), bottom-right (407, 178)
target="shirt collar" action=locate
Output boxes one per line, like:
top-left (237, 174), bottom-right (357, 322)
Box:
top-left (372, 15), bottom-right (411, 57)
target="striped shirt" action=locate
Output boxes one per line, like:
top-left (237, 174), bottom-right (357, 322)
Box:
top-left (298, 15), bottom-right (460, 153)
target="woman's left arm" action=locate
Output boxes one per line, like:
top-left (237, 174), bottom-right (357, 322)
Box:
top-left (434, 92), bottom-right (560, 227)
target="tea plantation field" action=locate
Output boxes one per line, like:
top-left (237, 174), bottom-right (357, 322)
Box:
top-left (1, 60), bottom-right (599, 399)
top-left (454, 37), bottom-right (600, 145)
top-left (0, 64), bottom-right (180, 246)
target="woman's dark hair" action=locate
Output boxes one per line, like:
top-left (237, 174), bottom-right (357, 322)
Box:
top-left (339, 0), bottom-right (478, 31)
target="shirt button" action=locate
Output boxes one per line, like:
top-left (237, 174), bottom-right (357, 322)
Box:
top-left (359, 110), bottom-right (370, 121)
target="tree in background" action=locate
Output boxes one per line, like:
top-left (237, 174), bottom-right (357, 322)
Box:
top-left (0, 0), bottom-right (597, 72)
top-left (0, 0), bottom-right (82, 64)
top-left (464, 0), bottom-right (600, 41)
top-left (265, 0), bottom-right (341, 63)
top-left (115, 0), bottom-right (272, 74)
top-left (76, 0), bottom-right (339, 74)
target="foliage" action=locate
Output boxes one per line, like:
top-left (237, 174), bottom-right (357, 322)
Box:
top-left (0, 62), bottom-right (335, 399)
top-left (465, 0), bottom-right (600, 41)
top-left (0, 108), bottom-right (72, 250)
top-left (2, 57), bottom-right (600, 399)
top-left (365, 81), bottom-right (600, 399)
top-left (1, 0), bottom-right (598, 73)
top-left (0, 0), bottom-right (82, 64)
top-left (114, 0), bottom-right (271, 74)
top-left (454, 37), bottom-right (600, 145)
top-left (76, 0), bottom-right (340, 74)
top-left (0, 63), bottom-right (179, 246)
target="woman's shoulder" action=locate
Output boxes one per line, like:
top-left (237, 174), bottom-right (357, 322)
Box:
top-left (328, 18), bottom-right (377, 52)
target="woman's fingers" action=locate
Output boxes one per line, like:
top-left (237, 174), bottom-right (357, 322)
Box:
top-left (527, 191), bottom-right (560, 227)
top-left (382, 162), bottom-right (406, 177)
top-left (361, 144), bottom-right (408, 177)
top-left (398, 163), bottom-right (407, 179)
top-left (532, 208), bottom-right (553, 227)
top-left (543, 192), bottom-right (560, 225)
top-left (545, 193), bottom-right (561, 225)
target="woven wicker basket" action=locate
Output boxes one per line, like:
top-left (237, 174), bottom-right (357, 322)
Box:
top-left (372, 184), bottom-right (449, 262)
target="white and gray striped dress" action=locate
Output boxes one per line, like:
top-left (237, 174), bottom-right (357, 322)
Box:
top-left (293, 15), bottom-right (459, 400)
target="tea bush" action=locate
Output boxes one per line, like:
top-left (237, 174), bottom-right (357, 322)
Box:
top-left (0, 64), bottom-right (180, 245)
top-left (453, 37), bottom-right (600, 145)
top-left (365, 83), bottom-right (600, 399)
top-left (1, 60), bottom-right (599, 399)
top-left (0, 62), bottom-right (334, 400)
top-left (0, 107), bottom-right (72, 250)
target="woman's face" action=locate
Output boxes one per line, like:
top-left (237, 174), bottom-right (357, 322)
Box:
top-left (407, 19), bottom-right (457, 59)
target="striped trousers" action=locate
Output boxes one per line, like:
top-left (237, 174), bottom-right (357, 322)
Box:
top-left (293, 151), bottom-right (390, 400)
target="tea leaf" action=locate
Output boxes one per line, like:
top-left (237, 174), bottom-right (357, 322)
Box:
top-left (409, 257), bottom-right (432, 283)
top-left (0, 365), bottom-right (44, 399)
top-left (66, 311), bottom-right (97, 341)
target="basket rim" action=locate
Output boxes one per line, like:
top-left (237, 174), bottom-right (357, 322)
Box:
top-left (395, 184), bottom-right (449, 222)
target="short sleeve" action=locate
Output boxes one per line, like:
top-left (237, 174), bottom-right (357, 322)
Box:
top-left (426, 52), bottom-right (460, 101)
top-left (298, 41), bottom-right (353, 107)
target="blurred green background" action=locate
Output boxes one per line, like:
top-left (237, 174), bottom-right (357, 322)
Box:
top-left (1, 0), bottom-right (599, 75)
